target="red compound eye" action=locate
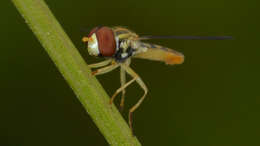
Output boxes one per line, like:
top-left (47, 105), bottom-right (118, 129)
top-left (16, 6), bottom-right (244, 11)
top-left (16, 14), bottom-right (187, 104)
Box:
top-left (88, 27), bottom-right (99, 37)
top-left (95, 27), bottom-right (116, 57)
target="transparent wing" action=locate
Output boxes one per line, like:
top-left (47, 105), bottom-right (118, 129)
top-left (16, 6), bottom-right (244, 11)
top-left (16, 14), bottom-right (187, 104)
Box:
top-left (133, 42), bottom-right (184, 65)
top-left (112, 26), bottom-right (139, 40)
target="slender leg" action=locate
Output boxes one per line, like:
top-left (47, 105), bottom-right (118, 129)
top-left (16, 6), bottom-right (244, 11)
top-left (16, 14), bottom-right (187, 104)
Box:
top-left (88, 59), bottom-right (112, 68)
top-left (110, 59), bottom-right (131, 110)
top-left (92, 63), bottom-right (119, 76)
top-left (121, 64), bottom-right (148, 135)
top-left (119, 59), bottom-right (131, 111)
top-left (119, 66), bottom-right (126, 112)
top-left (110, 76), bottom-right (137, 104)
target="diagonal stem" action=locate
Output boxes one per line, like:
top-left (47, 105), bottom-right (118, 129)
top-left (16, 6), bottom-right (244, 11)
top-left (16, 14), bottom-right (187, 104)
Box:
top-left (11, 0), bottom-right (141, 145)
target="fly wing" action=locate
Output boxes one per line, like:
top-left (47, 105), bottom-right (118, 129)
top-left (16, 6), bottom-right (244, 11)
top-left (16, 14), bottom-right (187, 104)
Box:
top-left (112, 26), bottom-right (139, 40)
top-left (133, 42), bottom-right (184, 65)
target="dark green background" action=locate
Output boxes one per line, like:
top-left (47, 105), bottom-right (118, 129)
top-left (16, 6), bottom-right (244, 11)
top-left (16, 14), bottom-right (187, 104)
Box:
top-left (1, 0), bottom-right (259, 145)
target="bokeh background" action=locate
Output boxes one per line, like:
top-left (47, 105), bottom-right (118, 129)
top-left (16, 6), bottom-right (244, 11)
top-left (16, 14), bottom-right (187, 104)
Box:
top-left (1, 0), bottom-right (259, 145)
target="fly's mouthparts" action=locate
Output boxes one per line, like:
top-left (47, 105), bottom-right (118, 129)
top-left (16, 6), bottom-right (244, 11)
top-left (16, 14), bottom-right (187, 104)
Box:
top-left (82, 37), bottom-right (89, 42)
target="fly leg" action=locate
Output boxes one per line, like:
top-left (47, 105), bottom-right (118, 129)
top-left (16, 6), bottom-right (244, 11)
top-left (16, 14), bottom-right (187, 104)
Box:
top-left (88, 59), bottom-right (112, 68)
top-left (119, 59), bottom-right (131, 112)
top-left (109, 63), bottom-right (148, 134)
top-left (109, 75), bottom-right (137, 105)
top-left (92, 62), bottom-right (119, 76)
top-left (119, 67), bottom-right (126, 112)
top-left (121, 64), bottom-right (148, 135)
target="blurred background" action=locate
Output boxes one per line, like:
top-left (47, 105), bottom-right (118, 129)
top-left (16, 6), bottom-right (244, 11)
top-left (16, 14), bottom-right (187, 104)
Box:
top-left (1, 0), bottom-right (259, 145)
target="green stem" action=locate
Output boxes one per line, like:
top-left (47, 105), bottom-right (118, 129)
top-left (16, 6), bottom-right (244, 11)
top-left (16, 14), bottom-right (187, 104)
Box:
top-left (11, 0), bottom-right (141, 145)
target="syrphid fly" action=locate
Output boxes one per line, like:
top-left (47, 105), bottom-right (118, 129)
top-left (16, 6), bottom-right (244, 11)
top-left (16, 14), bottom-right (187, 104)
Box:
top-left (82, 26), bottom-right (232, 134)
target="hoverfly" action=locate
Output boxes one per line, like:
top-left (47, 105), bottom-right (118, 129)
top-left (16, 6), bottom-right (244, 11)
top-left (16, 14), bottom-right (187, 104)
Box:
top-left (82, 26), bottom-right (232, 134)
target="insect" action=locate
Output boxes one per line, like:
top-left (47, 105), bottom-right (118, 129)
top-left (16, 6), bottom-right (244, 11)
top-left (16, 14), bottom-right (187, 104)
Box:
top-left (82, 26), bottom-right (232, 134)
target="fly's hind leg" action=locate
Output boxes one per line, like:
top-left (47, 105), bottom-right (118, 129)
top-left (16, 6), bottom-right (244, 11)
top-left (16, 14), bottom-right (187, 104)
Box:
top-left (121, 64), bottom-right (148, 135)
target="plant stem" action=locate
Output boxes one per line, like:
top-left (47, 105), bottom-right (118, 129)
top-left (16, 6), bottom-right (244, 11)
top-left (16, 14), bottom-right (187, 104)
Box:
top-left (11, 0), bottom-right (141, 145)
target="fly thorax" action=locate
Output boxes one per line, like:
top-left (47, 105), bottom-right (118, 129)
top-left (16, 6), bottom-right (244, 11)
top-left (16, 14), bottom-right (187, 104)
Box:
top-left (114, 39), bottom-right (136, 62)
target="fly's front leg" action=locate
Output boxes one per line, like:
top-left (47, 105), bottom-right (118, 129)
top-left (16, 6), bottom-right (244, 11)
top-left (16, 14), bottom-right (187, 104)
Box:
top-left (92, 62), bottom-right (119, 76)
top-left (88, 59), bottom-right (112, 68)
top-left (121, 64), bottom-right (148, 135)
